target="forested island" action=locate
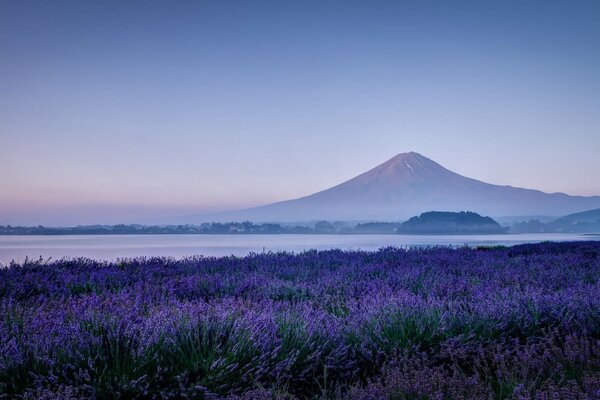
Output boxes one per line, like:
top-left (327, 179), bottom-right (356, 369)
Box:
top-left (398, 211), bottom-right (507, 234)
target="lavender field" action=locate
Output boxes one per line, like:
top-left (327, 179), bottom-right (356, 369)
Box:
top-left (2, 242), bottom-right (600, 399)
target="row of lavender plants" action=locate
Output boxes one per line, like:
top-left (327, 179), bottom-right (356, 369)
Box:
top-left (1, 242), bottom-right (600, 399)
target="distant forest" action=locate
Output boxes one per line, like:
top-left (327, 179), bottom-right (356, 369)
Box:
top-left (2, 208), bottom-right (599, 235)
top-left (0, 213), bottom-right (502, 235)
top-left (0, 220), bottom-right (407, 235)
top-left (0, 221), bottom-right (354, 235)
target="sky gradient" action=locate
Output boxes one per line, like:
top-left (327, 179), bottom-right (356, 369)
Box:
top-left (1, 0), bottom-right (600, 225)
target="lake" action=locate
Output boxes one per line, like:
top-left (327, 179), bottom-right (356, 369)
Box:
top-left (0, 233), bottom-right (598, 265)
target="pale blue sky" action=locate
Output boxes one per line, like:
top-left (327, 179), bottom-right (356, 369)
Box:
top-left (1, 1), bottom-right (600, 224)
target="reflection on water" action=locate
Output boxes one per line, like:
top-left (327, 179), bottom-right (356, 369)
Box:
top-left (0, 233), bottom-right (597, 265)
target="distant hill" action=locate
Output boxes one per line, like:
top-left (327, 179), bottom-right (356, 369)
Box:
top-left (189, 152), bottom-right (600, 223)
top-left (546, 208), bottom-right (600, 233)
top-left (511, 208), bottom-right (600, 233)
top-left (554, 208), bottom-right (600, 225)
top-left (398, 211), bottom-right (507, 235)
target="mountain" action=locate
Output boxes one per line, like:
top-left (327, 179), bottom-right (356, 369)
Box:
top-left (398, 211), bottom-right (506, 235)
top-left (194, 152), bottom-right (600, 222)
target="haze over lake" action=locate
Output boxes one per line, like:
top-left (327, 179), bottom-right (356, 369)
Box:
top-left (1, 233), bottom-right (598, 265)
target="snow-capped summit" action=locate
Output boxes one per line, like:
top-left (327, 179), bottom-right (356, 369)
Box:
top-left (194, 152), bottom-right (600, 222)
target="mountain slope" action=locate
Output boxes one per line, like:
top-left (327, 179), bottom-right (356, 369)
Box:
top-left (195, 152), bottom-right (600, 222)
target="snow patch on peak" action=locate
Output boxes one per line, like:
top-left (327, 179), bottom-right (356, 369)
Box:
top-left (404, 160), bottom-right (415, 174)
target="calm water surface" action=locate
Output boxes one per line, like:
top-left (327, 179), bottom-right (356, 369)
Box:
top-left (0, 233), bottom-right (598, 265)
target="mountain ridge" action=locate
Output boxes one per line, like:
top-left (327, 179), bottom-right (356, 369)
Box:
top-left (189, 152), bottom-right (600, 223)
